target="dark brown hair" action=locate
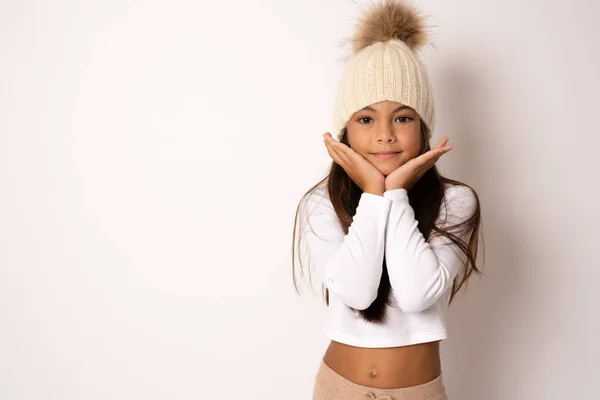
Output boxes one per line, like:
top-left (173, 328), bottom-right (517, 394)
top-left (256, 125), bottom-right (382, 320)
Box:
top-left (291, 121), bottom-right (484, 324)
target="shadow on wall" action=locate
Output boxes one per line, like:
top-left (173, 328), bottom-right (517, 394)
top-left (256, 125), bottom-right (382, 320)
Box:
top-left (435, 56), bottom-right (557, 399)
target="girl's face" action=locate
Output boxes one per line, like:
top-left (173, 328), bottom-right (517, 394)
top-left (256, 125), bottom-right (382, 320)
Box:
top-left (346, 100), bottom-right (422, 177)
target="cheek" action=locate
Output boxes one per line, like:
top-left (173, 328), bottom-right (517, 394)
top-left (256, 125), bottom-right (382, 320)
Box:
top-left (403, 136), bottom-right (422, 157)
top-left (404, 146), bottom-right (421, 160)
top-left (355, 147), bottom-right (371, 159)
top-left (392, 144), bottom-right (421, 167)
top-left (348, 137), bottom-right (369, 154)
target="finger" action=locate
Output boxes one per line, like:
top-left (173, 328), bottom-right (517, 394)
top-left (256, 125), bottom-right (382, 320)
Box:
top-left (324, 137), bottom-right (350, 168)
top-left (414, 146), bottom-right (448, 170)
top-left (324, 133), bottom-right (352, 156)
top-left (415, 148), bottom-right (441, 167)
top-left (429, 145), bottom-right (452, 168)
top-left (438, 142), bottom-right (453, 155)
top-left (323, 137), bottom-right (339, 161)
top-left (329, 142), bottom-right (352, 167)
top-left (324, 134), bottom-right (353, 165)
top-left (431, 145), bottom-right (451, 163)
top-left (431, 140), bottom-right (453, 158)
top-left (432, 138), bottom-right (453, 157)
top-left (433, 136), bottom-right (449, 150)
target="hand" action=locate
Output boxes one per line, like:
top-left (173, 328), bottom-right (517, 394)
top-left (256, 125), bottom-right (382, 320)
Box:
top-left (385, 137), bottom-right (453, 192)
top-left (322, 132), bottom-right (385, 194)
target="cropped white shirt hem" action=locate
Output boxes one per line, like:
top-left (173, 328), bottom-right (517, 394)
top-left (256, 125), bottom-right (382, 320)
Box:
top-left (324, 326), bottom-right (448, 349)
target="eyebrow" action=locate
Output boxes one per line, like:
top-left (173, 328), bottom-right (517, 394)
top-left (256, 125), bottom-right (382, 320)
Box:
top-left (360, 105), bottom-right (413, 113)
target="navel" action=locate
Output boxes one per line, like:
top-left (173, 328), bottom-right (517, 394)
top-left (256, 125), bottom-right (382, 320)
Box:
top-left (369, 368), bottom-right (380, 379)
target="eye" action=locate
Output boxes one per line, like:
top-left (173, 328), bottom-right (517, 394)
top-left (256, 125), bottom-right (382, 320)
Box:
top-left (357, 116), bottom-right (413, 124)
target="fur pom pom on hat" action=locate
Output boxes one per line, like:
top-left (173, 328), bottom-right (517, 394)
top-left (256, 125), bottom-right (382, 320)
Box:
top-left (333, 0), bottom-right (435, 139)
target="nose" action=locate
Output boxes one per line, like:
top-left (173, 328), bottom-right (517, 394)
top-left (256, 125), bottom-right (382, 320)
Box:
top-left (376, 123), bottom-right (395, 143)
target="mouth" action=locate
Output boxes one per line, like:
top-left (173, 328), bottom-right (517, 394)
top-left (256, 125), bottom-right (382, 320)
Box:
top-left (372, 151), bottom-right (401, 160)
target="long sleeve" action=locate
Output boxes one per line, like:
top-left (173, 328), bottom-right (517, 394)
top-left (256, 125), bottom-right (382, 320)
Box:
top-left (383, 184), bottom-right (477, 313)
top-left (299, 187), bottom-right (392, 310)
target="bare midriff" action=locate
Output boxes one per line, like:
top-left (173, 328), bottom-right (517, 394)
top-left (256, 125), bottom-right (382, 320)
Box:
top-left (322, 339), bottom-right (441, 389)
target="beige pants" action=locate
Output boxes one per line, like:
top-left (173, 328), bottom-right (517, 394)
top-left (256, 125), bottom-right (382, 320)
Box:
top-left (312, 358), bottom-right (448, 400)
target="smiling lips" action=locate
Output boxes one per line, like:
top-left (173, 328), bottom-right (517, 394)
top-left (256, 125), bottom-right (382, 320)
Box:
top-left (373, 151), bottom-right (400, 160)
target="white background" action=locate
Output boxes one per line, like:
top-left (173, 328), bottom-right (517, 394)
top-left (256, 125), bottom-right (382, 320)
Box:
top-left (1, 0), bottom-right (598, 399)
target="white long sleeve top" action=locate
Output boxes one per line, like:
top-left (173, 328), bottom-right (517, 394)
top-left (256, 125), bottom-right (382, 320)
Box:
top-left (299, 182), bottom-right (477, 348)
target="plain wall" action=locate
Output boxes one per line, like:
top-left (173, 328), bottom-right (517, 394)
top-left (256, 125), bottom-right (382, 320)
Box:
top-left (1, 0), bottom-right (598, 398)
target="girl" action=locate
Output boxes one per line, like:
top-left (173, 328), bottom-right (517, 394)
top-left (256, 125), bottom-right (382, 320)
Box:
top-left (292, 1), bottom-right (483, 399)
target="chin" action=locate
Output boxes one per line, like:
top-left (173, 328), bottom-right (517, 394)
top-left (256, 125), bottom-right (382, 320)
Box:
top-left (375, 161), bottom-right (402, 174)
top-left (377, 167), bottom-right (395, 177)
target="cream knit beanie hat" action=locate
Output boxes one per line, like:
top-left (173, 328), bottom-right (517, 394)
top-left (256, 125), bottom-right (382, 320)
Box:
top-left (333, 0), bottom-right (435, 140)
